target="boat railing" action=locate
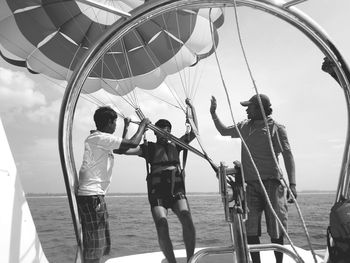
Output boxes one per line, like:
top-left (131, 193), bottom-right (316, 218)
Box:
top-left (188, 162), bottom-right (304, 263)
top-left (189, 244), bottom-right (304, 263)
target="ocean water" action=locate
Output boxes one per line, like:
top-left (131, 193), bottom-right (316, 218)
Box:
top-left (27, 192), bottom-right (335, 263)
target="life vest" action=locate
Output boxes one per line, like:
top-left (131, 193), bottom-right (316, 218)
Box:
top-left (327, 198), bottom-right (350, 263)
top-left (146, 142), bottom-right (181, 167)
top-left (142, 142), bottom-right (186, 195)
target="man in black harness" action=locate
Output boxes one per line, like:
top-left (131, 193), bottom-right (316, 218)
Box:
top-left (116, 99), bottom-right (197, 263)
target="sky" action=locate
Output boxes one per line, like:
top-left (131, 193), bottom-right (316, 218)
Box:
top-left (1, 0), bottom-right (350, 194)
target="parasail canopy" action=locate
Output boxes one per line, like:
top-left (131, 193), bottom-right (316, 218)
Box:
top-left (0, 0), bottom-right (224, 95)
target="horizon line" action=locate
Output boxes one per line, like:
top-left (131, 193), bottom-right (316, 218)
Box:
top-left (26, 190), bottom-right (337, 197)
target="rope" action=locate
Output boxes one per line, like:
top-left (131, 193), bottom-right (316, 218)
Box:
top-left (186, 112), bottom-right (218, 172)
top-left (135, 106), bottom-right (218, 171)
top-left (209, 2), bottom-right (315, 262)
top-left (230, 2), bottom-right (317, 262)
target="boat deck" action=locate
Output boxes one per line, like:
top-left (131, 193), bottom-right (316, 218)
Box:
top-left (106, 246), bottom-right (324, 263)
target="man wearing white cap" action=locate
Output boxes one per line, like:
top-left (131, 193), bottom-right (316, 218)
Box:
top-left (210, 94), bottom-right (296, 263)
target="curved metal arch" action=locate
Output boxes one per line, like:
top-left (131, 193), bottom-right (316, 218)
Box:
top-left (58, 0), bottom-right (350, 257)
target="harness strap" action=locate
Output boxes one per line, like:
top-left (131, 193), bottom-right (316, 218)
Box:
top-left (150, 168), bottom-right (183, 196)
top-left (170, 169), bottom-right (177, 196)
top-left (151, 160), bottom-right (180, 166)
top-left (181, 149), bottom-right (188, 178)
top-left (143, 136), bottom-right (151, 180)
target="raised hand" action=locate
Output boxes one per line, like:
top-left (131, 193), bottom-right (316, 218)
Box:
top-left (185, 98), bottom-right (194, 108)
top-left (210, 96), bottom-right (217, 114)
top-left (141, 118), bottom-right (150, 125)
top-left (321, 57), bottom-right (336, 75)
top-left (123, 117), bottom-right (131, 126)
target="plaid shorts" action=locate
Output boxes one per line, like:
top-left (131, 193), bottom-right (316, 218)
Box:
top-left (77, 195), bottom-right (111, 260)
top-left (245, 179), bottom-right (288, 239)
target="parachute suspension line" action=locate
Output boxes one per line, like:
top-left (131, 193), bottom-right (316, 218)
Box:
top-left (94, 34), bottom-right (172, 114)
top-left (108, 9), bottom-right (198, 114)
top-left (30, 70), bottom-right (107, 109)
top-left (230, 2), bottom-right (317, 262)
top-left (229, 1), bottom-right (304, 259)
top-left (58, 2), bottom-right (138, 107)
top-left (187, 9), bottom-right (206, 102)
top-left (0, 15), bottom-right (126, 111)
top-left (187, 7), bottom-right (219, 102)
top-left (66, 44), bottom-right (127, 112)
top-left (125, 22), bottom-right (187, 112)
top-left (86, 2), bottom-right (115, 26)
top-left (185, 110), bottom-right (218, 172)
top-left (1, 26), bottom-right (136, 120)
top-left (114, 18), bottom-right (186, 113)
top-left (174, 7), bottom-right (219, 173)
top-left (209, 4), bottom-right (305, 260)
top-left (118, 38), bottom-right (139, 108)
top-left (82, 92), bottom-right (110, 107)
top-left (121, 28), bottom-right (182, 112)
top-left (171, 11), bottom-right (191, 98)
top-left (190, 57), bottom-right (207, 100)
top-left (108, 0), bottom-right (128, 17)
top-left (95, 55), bottom-right (139, 110)
top-left (135, 108), bottom-right (216, 171)
top-left (83, 41), bottom-right (137, 109)
top-left (180, 9), bottom-right (195, 100)
top-left (0, 30), bottom-right (122, 111)
top-left (163, 79), bottom-right (187, 112)
top-left (94, 56), bottom-right (127, 112)
top-left (159, 11), bottom-right (195, 104)
top-left (2, 4), bottom-right (135, 120)
top-left (174, 9), bottom-right (202, 102)
top-left (63, 0), bottom-right (135, 116)
top-left (137, 89), bottom-right (183, 110)
top-left (75, 0), bottom-right (131, 17)
top-left (93, 86), bottom-right (127, 118)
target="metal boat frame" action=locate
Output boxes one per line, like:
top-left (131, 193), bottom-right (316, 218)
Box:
top-left (58, 0), bottom-right (350, 262)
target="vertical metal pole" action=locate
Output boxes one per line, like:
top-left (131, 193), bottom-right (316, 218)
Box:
top-left (230, 207), bottom-right (250, 262)
top-left (228, 224), bottom-right (236, 262)
top-left (219, 163), bottom-right (250, 263)
top-left (219, 163), bottom-right (230, 221)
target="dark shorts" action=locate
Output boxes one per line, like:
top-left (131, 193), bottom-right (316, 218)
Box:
top-left (76, 195), bottom-right (111, 260)
top-left (147, 169), bottom-right (186, 209)
top-left (245, 179), bottom-right (288, 239)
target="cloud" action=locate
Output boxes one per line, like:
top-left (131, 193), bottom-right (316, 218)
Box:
top-left (0, 67), bottom-right (46, 111)
top-left (26, 99), bottom-right (61, 123)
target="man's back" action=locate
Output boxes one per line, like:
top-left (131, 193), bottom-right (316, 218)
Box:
top-left (78, 131), bottom-right (122, 196)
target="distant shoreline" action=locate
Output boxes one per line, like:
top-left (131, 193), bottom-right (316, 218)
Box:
top-left (26, 191), bottom-right (336, 198)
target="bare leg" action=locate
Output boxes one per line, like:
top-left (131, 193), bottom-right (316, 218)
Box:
top-left (152, 206), bottom-right (177, 263)
top-left (173, 199), bottom-right (196, 262)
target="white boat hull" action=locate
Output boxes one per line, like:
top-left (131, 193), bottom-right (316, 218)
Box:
top-left (106, 246), bottom-right (323, 263)
top-left (0, 118), bottom-right (49, 263)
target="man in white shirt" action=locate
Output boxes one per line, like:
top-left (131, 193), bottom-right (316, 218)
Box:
top-left (77, 106), bottom-right (149, 263)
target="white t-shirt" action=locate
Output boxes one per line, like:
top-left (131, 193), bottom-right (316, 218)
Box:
top-left (77, 131), bottom-right (122, 196)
